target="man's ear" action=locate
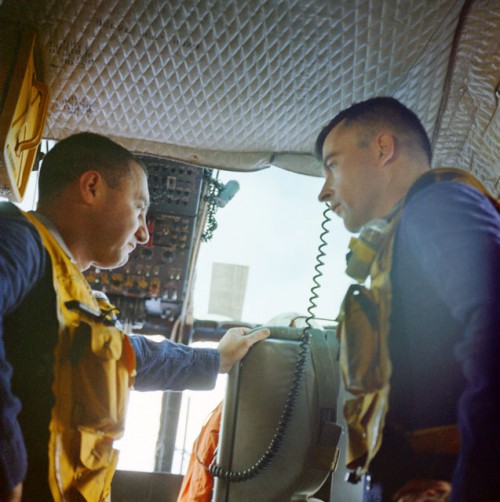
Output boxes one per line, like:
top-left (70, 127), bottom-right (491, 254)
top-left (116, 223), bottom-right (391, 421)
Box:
top-left (79, 170), bottom-right (102, 204)
top-left (376, 132), bottom-right (396, 166)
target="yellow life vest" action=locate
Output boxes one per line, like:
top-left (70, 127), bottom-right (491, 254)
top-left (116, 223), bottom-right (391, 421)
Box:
top-left (22, 212), bottom-right (136, 502)
top-left (337, 167), bottom-right (500, 482)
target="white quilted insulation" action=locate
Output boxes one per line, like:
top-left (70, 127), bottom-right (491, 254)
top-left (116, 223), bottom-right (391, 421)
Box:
top-left (0, 0), bottom-right (498, 192)
top-left (432, 0), bottom-right (500, 194)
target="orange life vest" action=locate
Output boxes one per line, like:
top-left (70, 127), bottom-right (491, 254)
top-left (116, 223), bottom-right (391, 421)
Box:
top-left (176, 403), bottom-right (222, 502)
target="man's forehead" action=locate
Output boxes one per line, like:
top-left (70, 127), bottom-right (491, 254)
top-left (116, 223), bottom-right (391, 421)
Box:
top-left (130, 159), bottom-right (147, 176)
top-left (130, 161), bottom-right (150, 200)
top-left (322, 123), bottom-right (346, 158)
top-left (322, 120), bottom-right (361, 155)
top-left (328, 120), bottom-right (353, 141)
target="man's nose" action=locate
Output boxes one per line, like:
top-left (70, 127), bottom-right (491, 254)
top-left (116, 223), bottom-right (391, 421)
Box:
top-left (318, 181), bottom-right (333, 203)
top-left (136, 220), bottom-right (150, 245)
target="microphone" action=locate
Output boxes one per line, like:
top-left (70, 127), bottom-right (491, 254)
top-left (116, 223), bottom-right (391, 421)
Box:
top-left (214, 180), bottom-right (240, 208)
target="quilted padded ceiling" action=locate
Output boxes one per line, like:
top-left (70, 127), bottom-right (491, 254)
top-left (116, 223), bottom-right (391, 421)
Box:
top-left (1, 0), bottom-right (499, 193)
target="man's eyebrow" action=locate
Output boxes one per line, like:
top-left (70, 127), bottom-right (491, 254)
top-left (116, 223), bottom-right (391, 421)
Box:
top-left (140, 195), bottom-right (150, 209)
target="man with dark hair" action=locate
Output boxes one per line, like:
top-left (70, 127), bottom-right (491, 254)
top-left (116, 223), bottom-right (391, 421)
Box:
top-left (315, 96), bottom-right (433, 168)
top-left (0, 132), bottom-right (269, 501)
top-left (37, 132), bottom-right (148, 200)
top-left (316, 97), bottom-right (500, 501)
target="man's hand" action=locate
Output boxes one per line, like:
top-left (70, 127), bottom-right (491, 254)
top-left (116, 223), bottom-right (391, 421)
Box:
top-left (393, 480), bottom-right (451, 502)
top-left (217, 327), bottom-right (270, 373)
top-left (1, 483), bottom-right (23, 502)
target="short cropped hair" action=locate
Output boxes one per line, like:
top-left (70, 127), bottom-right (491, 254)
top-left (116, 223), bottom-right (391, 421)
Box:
top-left (38, 132), bottom-right (147, 201)
top-left (314, 97), bottom-right (432, 165)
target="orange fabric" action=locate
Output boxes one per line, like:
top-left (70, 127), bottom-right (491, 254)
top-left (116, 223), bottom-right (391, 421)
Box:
top-left (177, 402), bottom-right (222, 502)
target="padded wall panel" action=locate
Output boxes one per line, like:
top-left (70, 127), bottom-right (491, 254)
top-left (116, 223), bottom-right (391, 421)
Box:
top-left (432, 0), bottom-right (500, 194)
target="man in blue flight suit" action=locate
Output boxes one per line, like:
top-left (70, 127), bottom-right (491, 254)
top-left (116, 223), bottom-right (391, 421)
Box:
top-left (316, 97), bottom-right (500, 501)
top-left (0, 132), bottom-right (269, 501)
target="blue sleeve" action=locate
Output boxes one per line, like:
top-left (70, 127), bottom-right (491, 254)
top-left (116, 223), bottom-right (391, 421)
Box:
top-left (0, 211), bottom-right (47, 493)
top-left (399, 182), bottom-right (500, 499)
top-left (128, 335), bottom-right (220, 391)
top-left (0, 212), bottom-right (47, 314)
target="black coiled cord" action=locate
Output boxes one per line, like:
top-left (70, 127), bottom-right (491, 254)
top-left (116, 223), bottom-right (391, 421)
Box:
top-left (304, 204), bottom-right (331, 333)
top-left (202, 170), bottom-right (223, 242)
top-left (209, 204), bottom-right (331, 482)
